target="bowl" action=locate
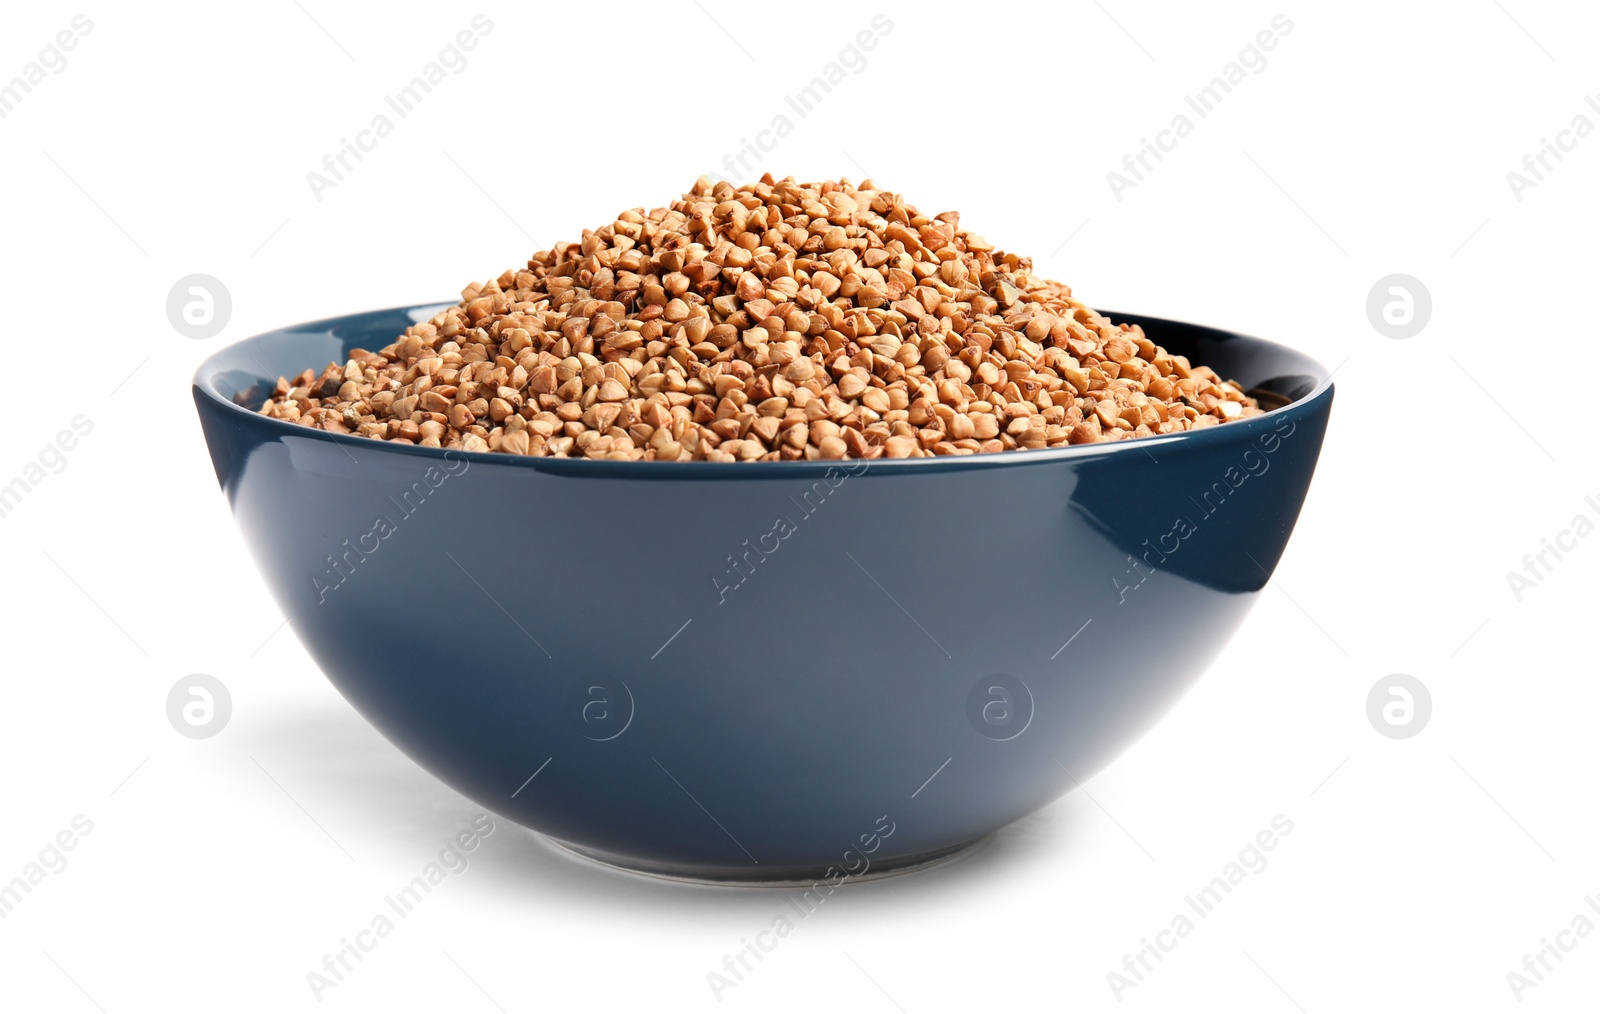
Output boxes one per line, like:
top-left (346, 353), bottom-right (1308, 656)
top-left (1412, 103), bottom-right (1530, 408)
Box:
top-left (193, 303), bottom-right (1333, 885)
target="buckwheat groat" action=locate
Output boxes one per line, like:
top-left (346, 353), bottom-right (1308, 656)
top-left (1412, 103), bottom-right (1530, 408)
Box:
top-left (261, 176), bottom-right (1261, 459)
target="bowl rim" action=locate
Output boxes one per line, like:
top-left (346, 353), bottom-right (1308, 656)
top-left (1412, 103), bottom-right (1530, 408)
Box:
top-left (193, 302), bottom-right (1335, 478)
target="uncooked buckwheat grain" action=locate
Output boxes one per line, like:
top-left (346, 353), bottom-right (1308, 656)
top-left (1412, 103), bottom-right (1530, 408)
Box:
top-left (260, 176), bottom-right (1262, 460)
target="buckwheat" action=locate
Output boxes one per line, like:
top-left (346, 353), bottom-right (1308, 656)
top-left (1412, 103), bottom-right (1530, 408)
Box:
top-left (261, 177), bottom-right (1261, 459)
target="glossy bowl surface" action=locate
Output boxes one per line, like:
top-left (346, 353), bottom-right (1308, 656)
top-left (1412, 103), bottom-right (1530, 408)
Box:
top-left (193, 303), bottom-right (1333, 883)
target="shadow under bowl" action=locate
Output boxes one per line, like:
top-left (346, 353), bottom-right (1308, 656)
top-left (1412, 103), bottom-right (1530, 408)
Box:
top-left (193, 304), bottom-right (1333, 884)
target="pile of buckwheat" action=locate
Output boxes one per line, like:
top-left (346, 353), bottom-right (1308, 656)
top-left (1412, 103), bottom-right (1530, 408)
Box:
top-left (259, 176), bottom-right (1261, 460)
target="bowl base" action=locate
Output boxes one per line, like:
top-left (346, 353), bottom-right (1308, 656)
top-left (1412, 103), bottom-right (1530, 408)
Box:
top-left (541, 834), bottom-right (991, 887)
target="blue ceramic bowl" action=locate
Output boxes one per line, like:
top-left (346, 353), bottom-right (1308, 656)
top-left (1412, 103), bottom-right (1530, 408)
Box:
top-left (194, 303), bottom-right (1333, 885)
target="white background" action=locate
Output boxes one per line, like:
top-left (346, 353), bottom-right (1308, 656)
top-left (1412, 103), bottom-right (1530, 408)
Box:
top-left (1, 1), bottom-right (1595, 1011)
